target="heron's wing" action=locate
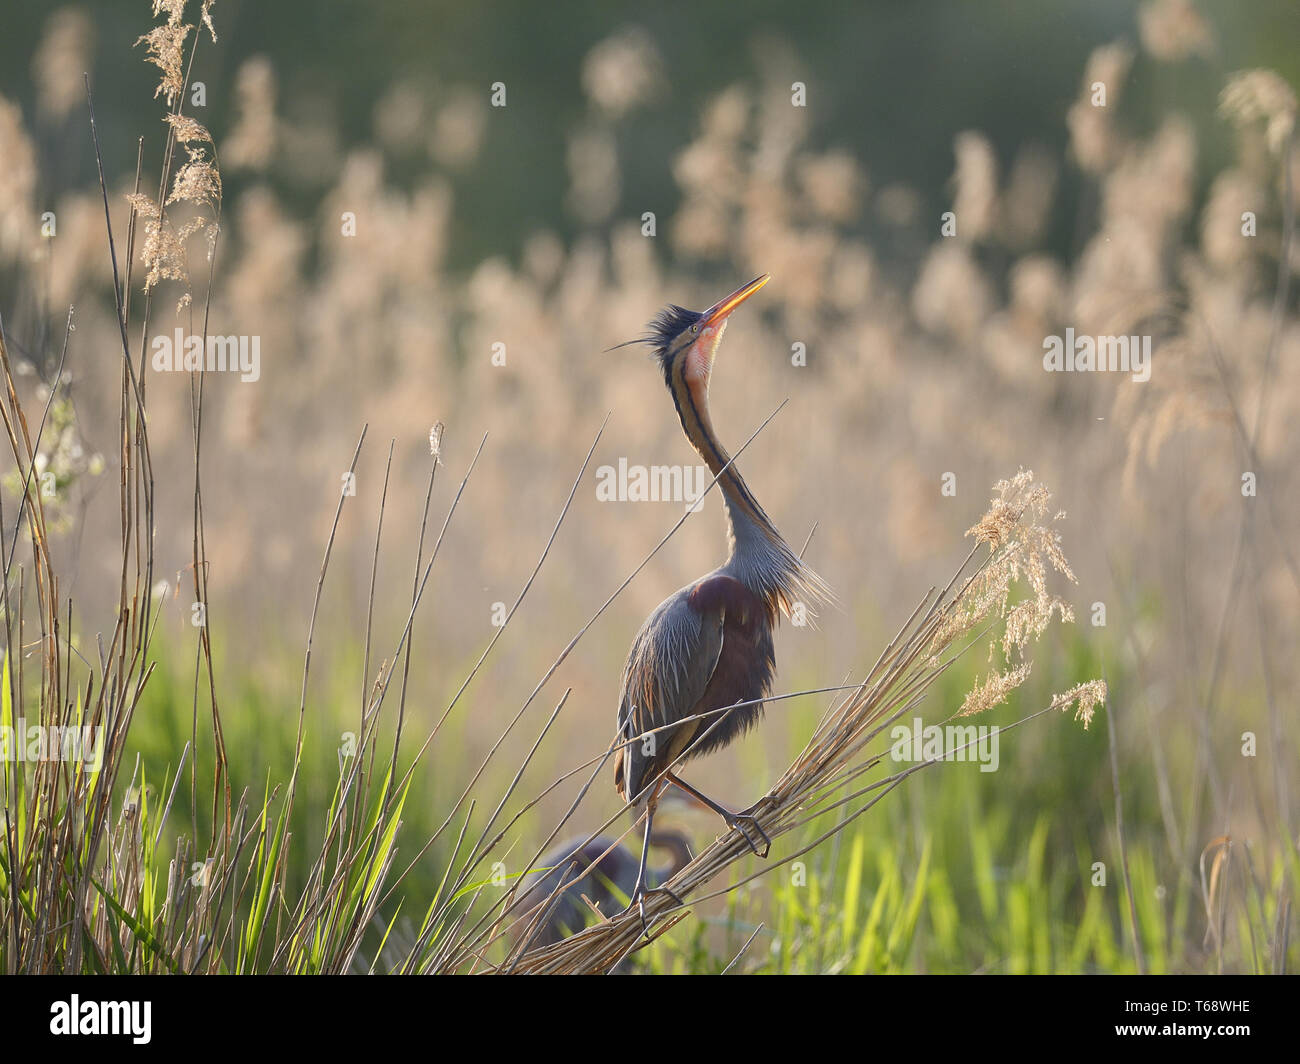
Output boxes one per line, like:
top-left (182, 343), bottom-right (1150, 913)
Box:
top-left (615, 587), bottom-right (725, 802)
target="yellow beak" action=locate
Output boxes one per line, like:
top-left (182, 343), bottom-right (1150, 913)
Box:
top-left (698, 273), bottom-right (770, 328)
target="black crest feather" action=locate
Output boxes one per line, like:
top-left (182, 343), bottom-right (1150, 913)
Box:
top-left (606, 303), bottom-right (703, 384)
top-left (647, 304), bottom-right (702, 380)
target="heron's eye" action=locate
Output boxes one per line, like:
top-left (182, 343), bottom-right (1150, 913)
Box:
top-left (689, 324), bottom-right (699, 335)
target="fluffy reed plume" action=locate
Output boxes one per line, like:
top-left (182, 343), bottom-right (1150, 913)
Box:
top-left (127, 8), bottom-right (222, 311)
top-left (136, 0), bottom-right (215, 105)
top-left (32, 9), bottom-right (94, 119)
top-left (477, 470), bottom-right (1103, 974)
top-left (1219, 69), bottom-right (1297, 155)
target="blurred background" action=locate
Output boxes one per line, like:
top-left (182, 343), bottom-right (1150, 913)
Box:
top-left (0, 0), bottom-right (1297, 971)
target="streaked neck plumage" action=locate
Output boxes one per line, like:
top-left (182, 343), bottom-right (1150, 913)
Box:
top-left (665, 345), bottom-right (828, 619)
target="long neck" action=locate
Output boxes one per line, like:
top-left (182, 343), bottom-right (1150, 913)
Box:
top-left (667, 360), bottom-right (807, 608)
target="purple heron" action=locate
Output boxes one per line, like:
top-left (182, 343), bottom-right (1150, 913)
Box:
top-left (611, 274), bottom-right (830, 930)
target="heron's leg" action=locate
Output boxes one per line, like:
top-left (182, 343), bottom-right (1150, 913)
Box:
top-left (666, 772), bottom-right (771, 859)
top-left (627, 805), bottom-right (653, 907)
top-left (622, 785), bottom-right (685, 939)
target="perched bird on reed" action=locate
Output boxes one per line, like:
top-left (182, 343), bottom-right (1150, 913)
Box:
top-left (611, 274), bottom-right (830, 929)
top-left (514, 828), bottom-right (693, 950)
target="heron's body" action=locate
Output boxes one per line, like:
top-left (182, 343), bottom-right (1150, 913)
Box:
top-left (610, 275), bottom-right (829, 925)
top-left (613, 571), bottom-right (775, 804)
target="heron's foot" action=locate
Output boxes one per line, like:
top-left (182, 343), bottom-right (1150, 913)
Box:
top-left (724, 810), bottom-right (771, 859)
top-left (623, 884), bottom-right (686, 940)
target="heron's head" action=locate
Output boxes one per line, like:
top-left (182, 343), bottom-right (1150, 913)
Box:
top-left (632, 274), bottom-right (771, 393)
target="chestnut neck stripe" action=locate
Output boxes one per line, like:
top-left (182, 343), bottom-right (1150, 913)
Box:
top-left (669, 353), bottom-right (780, 542)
